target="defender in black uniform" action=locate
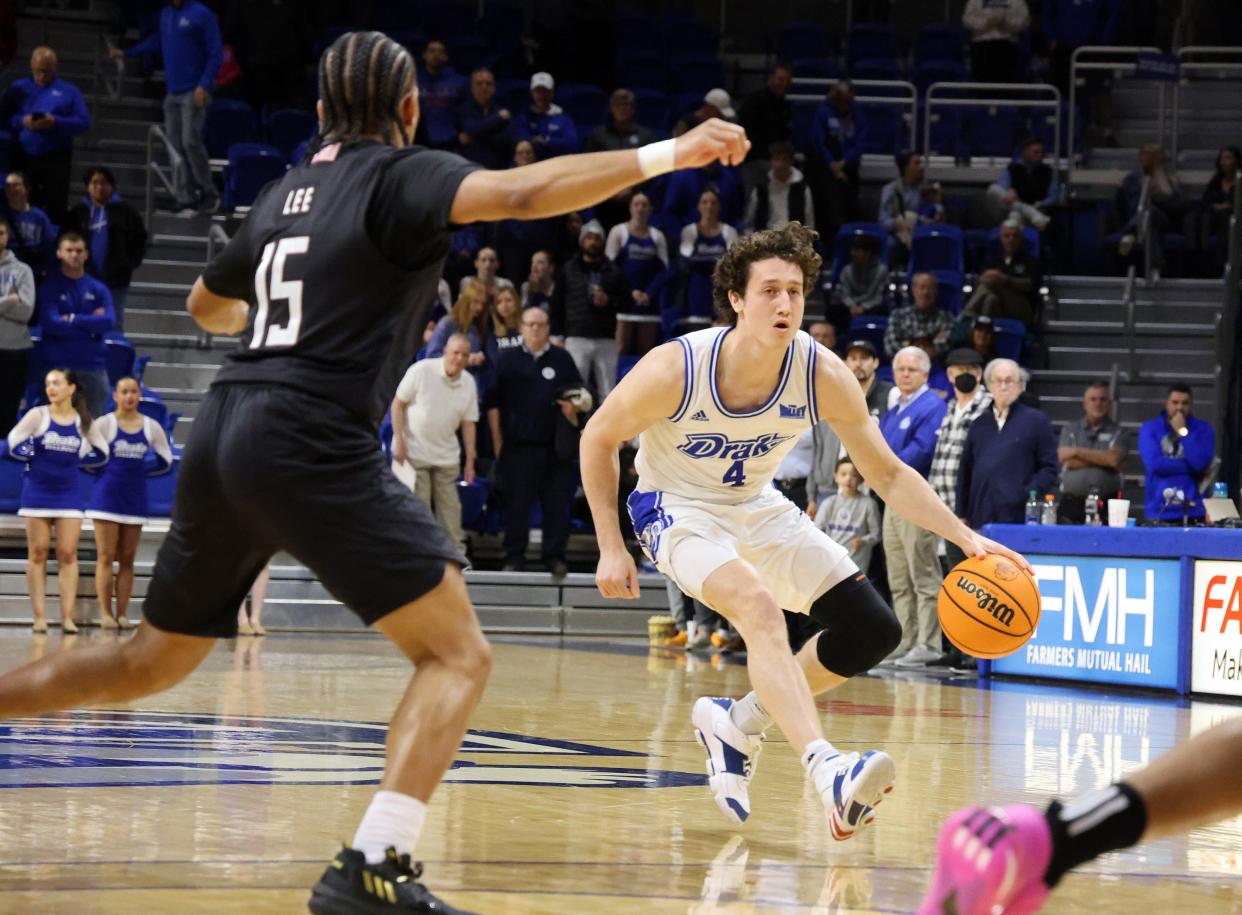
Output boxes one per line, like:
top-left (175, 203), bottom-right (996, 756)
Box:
top-left (0, 31), bottom-right (750, 915)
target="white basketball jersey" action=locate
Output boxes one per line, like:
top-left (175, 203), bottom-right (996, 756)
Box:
top-left (634, 327), bottom-right (820, 505)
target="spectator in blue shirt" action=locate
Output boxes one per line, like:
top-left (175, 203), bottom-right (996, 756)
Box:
top-left (416, 39), bottom-right (467, 149)
top-left (879, 346), bottom-right (949, 668)
top-left (455, 68), bottom-right (512, 169)
top-left (7, 47), bottom-right (90, 225)
top-left (3, 170), bottom-right (57, 277)
top-left (810, 80), bottom-right (868, 236)
top-left (112, 0), bottom-right (222, 213)
top-left (1138, 383), bottom-right (1216, 522)
top-left (956, 358), bottom-right (1059, 530)
top-left (514, 72), bottom-right (578, 160)
top-left (37, 232), bottom-right (115, 416)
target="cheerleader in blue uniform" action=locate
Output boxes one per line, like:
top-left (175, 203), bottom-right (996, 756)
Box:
top-left (6, 368), bottom-right (108, 632)
top-left (87, 376), bottom-right (172, 629)
top-left (678, 187), bottom-right (738, 326)
top-left (605, 191), bottom-right (672, 357)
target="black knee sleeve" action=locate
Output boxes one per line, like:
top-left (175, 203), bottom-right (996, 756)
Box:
top-left (806, 573), bottom-right (901, 678)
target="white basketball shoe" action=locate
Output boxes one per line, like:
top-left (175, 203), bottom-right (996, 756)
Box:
top-left (808, 747), bottom-right (897, 840)
top-left (691, 696), bottom-right (764, 824)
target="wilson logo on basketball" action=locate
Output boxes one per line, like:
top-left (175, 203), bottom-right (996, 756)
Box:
top-left (954, 577), bottom-right (1016, 628)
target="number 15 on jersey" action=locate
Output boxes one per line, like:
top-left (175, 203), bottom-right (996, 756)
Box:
top-left (251, 236), bottom-right (309, 349)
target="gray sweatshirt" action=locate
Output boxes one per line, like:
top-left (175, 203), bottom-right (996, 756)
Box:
top-left (814, 491), bottom-right (882, 571)
top-left (0, 249), bottom-right (35, 351)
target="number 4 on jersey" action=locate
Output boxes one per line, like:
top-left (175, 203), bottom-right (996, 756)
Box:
top-left (251, 236), bottom-right (309, 349)
top-left (722, 460), bottom-right (746, 487)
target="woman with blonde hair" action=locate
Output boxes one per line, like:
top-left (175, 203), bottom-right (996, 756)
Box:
top-left (426, 281), bottom-right (495, 386)
top-left (491, 285), bottom-right (522, 351)
top-left (1118, 143), bottom-right (1184, 277)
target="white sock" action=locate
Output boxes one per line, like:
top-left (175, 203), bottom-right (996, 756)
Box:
top-left (801, 738), bottom-right (840, 773)
top-left (351, 790), bottom-right (428, 865)
top-left (729, 692), bottom-right (774, 735)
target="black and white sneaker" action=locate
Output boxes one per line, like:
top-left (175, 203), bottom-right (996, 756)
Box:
top-left (308, 846), bottom-right (474, 914)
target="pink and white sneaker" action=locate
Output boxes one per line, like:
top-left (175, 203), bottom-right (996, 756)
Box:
top-left (918, 805), bottom-right (1053, 915)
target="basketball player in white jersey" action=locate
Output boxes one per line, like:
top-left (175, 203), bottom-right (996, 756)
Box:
top-left (582, 222), bottom-right (1029, 837)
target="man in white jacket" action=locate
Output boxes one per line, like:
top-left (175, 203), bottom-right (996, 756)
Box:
top-left (0, 219), bottom-right (37, 425)
top-left (962, 0), bottom-right (1031, 83)
top-left (744, 141), bottom-right (814, 233)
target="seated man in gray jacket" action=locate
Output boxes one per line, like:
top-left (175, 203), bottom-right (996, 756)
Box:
top-left (831, 234), bottom-right (888, 317)
top-left (0, 217), bottom-right (37, 425)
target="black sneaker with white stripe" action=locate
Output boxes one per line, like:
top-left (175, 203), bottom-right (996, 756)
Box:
top-left (308, 846), bottom-right (474, 914)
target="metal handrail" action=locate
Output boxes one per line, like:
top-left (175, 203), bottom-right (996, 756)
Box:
top-left (1216, 169), bottom-right (1241, 472)
top-left (144, 124), bottom-right (184, 226)
top-left (1067, 46), bottom-right (1163, 191)
top-left (1171, 47), bottom-right (1242, 168)
top-left (921, 82), bottom-right (1061, 164)
top-left (788, 79), bottom-right (919, 152)
top-left (1108, 362), bottom-right (1120, 421)
top-left (1122, 263), bottom-right (1138, 380)
top-left (1135, 175), bottom-right (1154, 284)
top-left (88, 34), bottom-right (124, 144)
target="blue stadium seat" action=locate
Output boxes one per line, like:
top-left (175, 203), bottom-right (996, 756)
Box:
top-left (915, 23), bottom-right (966, 66)
top-left (673, 91), bottom-right (706, 125)
top-left (265, 108), bottom-right (316, 162)
top-left (0, 458), bottom-right (22, 513)
top-left (913, 59), bottom-right (969, 94)
top-left (911, 224), bottom-right (965, 274)
top-left (670, 57), bottom-right (726, 96)
top-left (480, 1), bottom-right (525, 54)
top-left (204, 99), bottom-right (257, 160)
top-left (967, 106), bottom-right (1026, 159)
top-left (859, 104), bottom-right (903, 155)
top-left (632, 89), bottom-right (671, 131)
top-left (923, 106), bottom-right (965, 159)
top-left (446, 33), bottom-right (495, 74)
top-left (387, 31), bottom-right (427, 56)
top-left (103, 336), bottom-right (136, 386)
top-left (931, 269), bottom-right (965, 315)
top-left (1030, 101), bottom-right (1081, 157)
top-left (849, 58), bottom-right (900, 81)
top-left (223, 143), bottom-right (287, 210)
top-left (846, 316), bottom-right (889, 364)
top-left (616, 354), bottom-right (641, 384)
top-left (137, 395), bottom-right (168, 429)
top-left (497, 78), bottom-right (529, 115)
top-left (830, 222), bottom-right (889, 281)
top-left (416, 0), bottom-right (477, 37)
top-left (147, 456), bottom-right (180, 517)
top-left (790, 99), bottom-right (819, 154)
top-left (992, 317), bottom-right (1025, 361)
top-left (847, 23), bottom-right (897, 68)
top-left (790, 58), bottom-right (839, 81)
top-left (661, 16), bottom-right (717, 58)
top-left (617, 9), bottom-right (657, 50)
top-left (459, 478), bottom-right (489, 531)
top-left (777, 20), bottom-right (831, 63)
top-left (557, 83), bottom-right (609, 129)
top-left (616, 50), bottom-right (667, 92)
top-left (290, 139), bottom-right (309, 166)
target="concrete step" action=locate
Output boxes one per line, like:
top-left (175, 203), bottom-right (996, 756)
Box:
top-left (1045, 345), bottom-right (1217, 373)
top-left (1043, 321), bottom-right (1215, 340)
top-left (142, 361), bottom-right (222, 390)
top-left (1055, 299), bottom-right (1222, 324)
top-left (123, 306), bottom-right (199, 337)
top-left (130, 341), bottom-right (228, 366)
top-left (131, 258), bottom-right (207, 286)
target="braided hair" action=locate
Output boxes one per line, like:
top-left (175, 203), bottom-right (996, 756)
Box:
top-left (317, 31), bottom-right (417, 148)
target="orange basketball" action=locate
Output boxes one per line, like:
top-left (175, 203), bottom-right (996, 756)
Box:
top-left (937, 553), bottom-right (1041, 659)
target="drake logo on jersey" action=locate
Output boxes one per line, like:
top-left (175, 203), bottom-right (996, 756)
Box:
top-left (676, 432), bottom-right (794, 461)
top-left (779, 403), bottom-right (806, 419)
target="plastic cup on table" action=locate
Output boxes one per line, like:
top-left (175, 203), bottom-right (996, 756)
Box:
top-left (1107, 499), bottom-right (1130, 528)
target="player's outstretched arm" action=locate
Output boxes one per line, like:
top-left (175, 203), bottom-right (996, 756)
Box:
top-left (449, 118), bottom-right (750, 224)
top-left (812, 347), bottom-right (1032, 572)
top-left (580, 343), bottom-right (685, 599)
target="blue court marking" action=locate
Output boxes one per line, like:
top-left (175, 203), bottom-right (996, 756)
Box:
top-left (0, 710), bottom-right (705, 789)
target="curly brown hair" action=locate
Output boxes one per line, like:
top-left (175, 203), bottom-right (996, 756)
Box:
top-left (711, 222), bottom-right (822, 326)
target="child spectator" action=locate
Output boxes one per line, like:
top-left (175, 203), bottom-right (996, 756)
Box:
top-left (814, 459), bottom-right (882, 571)
top-left (919, 181), bottom-right (945, 224)
top-left (832, 235), bottom-right (889, 318)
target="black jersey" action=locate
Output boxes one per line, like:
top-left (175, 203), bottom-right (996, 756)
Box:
top-left (203, 141), bottom-right (481, 419)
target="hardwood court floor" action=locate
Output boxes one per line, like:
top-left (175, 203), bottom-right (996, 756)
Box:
top-left (0, 629), bottom-right (1238, 913)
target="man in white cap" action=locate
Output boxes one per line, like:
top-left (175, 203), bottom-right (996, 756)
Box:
top-left (515, 71), bottom-right (578, 158)
top-left (674, 87), bottom-right (736, 137)
top-left (550, 218), bottom-right (628, 400)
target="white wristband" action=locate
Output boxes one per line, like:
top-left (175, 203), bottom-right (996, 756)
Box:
top-left (637, 139), bottom-right (676, 179)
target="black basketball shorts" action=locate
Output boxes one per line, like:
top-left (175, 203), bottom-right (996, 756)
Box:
top-left (143, 384), bottom-right (466, 638)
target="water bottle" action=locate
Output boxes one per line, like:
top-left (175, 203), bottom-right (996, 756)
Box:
top-left (1084, 488), bottom-right (1101, 526)
top-left (1214, 482), bottom-right (1229, 499)
top-left (1040, 493), bottom-right (1057, 525)
top-left (1024, 490), bottom-right (1040, 525)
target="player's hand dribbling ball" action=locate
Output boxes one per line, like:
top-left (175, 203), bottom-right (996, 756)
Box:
top-left (937, 554), bottom-right (1040, 659)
